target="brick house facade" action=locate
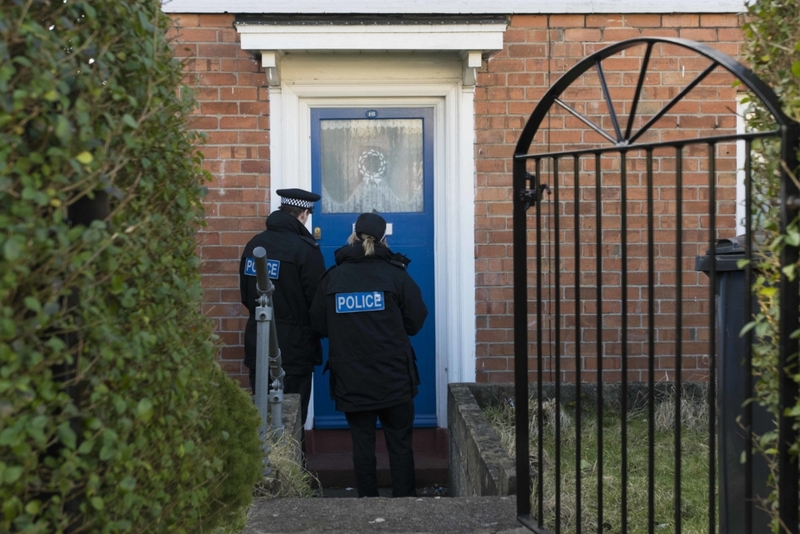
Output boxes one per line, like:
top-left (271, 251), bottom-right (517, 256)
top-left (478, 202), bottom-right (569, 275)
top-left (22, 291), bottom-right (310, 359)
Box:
top-left (162, 2), bottom-right (745, 427)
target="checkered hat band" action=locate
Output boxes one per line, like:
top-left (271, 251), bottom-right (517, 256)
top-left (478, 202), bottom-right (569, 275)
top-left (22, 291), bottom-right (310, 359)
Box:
top-left (281, 197), bottom-right (314, 209)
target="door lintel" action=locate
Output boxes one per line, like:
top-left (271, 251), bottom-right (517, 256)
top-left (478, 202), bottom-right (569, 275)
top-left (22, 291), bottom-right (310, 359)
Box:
top-left (236, 17), bottom-right (506, 87)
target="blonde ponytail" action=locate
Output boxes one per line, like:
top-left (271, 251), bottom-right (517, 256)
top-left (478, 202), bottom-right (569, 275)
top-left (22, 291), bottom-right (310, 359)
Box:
top-left (362, 235), bottom-right (376, 256)
top-left (347, 233), bottom-right (377, 256)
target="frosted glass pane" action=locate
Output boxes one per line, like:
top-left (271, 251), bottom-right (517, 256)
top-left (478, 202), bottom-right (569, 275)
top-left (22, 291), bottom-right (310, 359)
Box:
top-left (320, 118), bottom-right (423, 213)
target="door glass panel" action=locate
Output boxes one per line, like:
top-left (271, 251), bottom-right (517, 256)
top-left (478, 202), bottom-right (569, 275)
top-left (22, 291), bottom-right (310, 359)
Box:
top-left (320, 118), bottom-right (423, 213)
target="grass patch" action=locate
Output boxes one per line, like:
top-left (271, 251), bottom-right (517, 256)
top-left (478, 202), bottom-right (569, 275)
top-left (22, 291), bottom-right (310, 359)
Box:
top-left (484, 391), bottom-right (716, 533)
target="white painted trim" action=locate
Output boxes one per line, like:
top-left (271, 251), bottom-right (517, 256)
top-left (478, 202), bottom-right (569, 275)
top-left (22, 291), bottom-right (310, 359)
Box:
top-left (275, 79), bottom-right (475, 429)
top-left (271, 87), bottom-right (284, 218)
top-left (163, 0), bottom-right (746, 14)
top-left (236, 24), bottom-right (506, 53)
top-left (457, 86), bottom-right (477, 386)
top-left (735, 95), bottom-right (746, 237)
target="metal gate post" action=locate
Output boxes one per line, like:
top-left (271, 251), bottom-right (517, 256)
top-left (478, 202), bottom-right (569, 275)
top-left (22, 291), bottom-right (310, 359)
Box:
top-left (778, 125), bottom-right (800, 530)
top-left (512, 155), bottom-right (533, 526)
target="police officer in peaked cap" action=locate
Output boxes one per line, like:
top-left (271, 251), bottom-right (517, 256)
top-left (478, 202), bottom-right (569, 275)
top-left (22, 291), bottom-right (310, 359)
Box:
top-left (310, 212), bottom-right (428, 498)
top-left (239, 188), bottom-right (326, 426)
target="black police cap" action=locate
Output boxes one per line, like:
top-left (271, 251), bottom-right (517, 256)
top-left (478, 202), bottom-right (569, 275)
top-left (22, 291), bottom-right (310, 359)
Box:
top-left (276, 188), bottom-right (320, 209)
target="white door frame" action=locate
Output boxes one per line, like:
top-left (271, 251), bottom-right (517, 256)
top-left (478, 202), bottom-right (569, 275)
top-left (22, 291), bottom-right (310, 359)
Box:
top-left (271, 73), bottom-right (476, 429)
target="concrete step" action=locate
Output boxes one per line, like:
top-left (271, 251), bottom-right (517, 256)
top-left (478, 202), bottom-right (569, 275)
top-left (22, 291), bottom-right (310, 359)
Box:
top-left (305, 428), bottom-right (449, 491)
top-left (243, 495), bottom-right (528, 534)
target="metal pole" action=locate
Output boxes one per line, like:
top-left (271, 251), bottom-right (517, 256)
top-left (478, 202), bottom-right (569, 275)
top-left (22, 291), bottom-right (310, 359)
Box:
top-left (253, 247), bottom-right (270, 425)
top-left (252, 246), bottom-right (285, 476)
top-left (267, 311), bottom-right (285, 436)
top-left (778, 126), bottom-right (800, 531)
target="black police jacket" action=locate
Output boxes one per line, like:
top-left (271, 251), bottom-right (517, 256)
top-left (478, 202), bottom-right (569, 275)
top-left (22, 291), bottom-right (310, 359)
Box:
top-left (309, 243), bottom-right (428, 412)
top-left (239, 210), bottom-right (325, 375)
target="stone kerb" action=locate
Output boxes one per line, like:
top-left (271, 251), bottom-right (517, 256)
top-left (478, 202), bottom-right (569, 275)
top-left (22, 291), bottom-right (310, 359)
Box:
top-left (447, 383), bottom-right (517, 497)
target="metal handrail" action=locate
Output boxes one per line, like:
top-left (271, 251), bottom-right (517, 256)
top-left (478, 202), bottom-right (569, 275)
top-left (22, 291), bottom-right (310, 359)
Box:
top-left (253, 246), bottom-right (285, 476)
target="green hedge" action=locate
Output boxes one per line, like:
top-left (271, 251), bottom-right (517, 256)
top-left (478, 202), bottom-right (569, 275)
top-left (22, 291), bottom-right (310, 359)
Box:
top-left (741, 0), bottom-right (800, 528)
top-left (0, 1), bottom-right (262, 532)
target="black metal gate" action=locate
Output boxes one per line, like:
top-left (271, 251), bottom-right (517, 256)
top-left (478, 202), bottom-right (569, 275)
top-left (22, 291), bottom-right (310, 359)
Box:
top-left (512, 37), bottom-right (800, 533)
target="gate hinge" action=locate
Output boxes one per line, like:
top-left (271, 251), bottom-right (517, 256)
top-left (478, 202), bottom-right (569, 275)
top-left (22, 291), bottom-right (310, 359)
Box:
top-left (518, 172), bottom-right (551, 211)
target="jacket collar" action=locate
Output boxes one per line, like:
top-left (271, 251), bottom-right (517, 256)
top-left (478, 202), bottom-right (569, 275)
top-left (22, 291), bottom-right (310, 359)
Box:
top-left (266, 210), bottom-right (314, 239)
top-left (334, 243), bottom-right (410, 268)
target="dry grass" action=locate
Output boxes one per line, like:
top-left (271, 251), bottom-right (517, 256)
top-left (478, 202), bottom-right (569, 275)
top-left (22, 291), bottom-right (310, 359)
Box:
top-left (254, 432), bottom-right (318, 499)
top-left (484, 390), bottom-right (716, 533)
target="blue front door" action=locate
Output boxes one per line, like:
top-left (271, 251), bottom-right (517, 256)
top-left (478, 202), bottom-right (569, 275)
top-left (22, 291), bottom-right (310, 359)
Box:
top-left (310, 107), bottom-right (436, 428)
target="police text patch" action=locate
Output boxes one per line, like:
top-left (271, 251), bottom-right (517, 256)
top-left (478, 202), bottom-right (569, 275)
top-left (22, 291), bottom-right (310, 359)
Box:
top-left (244, 257), bottom-right (280, 279)
top-left (335, 291), bottom-right (385, 314)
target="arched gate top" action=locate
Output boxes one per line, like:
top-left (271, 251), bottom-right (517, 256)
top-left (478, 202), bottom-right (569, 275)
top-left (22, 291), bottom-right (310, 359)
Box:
top-left (513, 37), bottom-right (797, 159)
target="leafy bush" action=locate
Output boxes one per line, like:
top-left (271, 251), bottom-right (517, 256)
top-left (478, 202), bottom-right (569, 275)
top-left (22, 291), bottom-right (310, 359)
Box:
top-left (207, 365), bottom-right (264, 517)
top-left (0, 1), bottom-right (262, 532)
top-left (741, 0), bottom-right (800, 528)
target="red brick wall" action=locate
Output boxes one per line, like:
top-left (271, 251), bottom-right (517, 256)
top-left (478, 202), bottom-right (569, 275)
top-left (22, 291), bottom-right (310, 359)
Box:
top-left (474, 14), bottom-right (744, 384)
top-left (168, 12), bottom-right (745, 389)
top-left (168, 14), bottom-right (268, 387)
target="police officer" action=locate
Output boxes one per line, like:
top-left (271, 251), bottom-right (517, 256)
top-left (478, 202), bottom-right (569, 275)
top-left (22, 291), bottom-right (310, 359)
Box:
top-left (310, 212), bottom-right (428, 498)
top-left (239, 188), bottom-right (325, 425)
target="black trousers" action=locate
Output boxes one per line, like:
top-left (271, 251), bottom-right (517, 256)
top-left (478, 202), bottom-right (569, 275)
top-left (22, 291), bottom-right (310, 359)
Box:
top-left (344, 399), bottom-right (416, 498)
top-left (248, 367), bottom-right (313, 426)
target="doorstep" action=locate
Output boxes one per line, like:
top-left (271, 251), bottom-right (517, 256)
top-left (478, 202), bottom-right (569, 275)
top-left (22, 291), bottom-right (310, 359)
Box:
top-left (305, 428), bottom-right (449, 491)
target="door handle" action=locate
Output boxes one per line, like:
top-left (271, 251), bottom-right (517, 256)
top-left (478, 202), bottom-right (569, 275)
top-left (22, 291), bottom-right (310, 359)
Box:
top-left (313, 227), bottom-right (322, 240)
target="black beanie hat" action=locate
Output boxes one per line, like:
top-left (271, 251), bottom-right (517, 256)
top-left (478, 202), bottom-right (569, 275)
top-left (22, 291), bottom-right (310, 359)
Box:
top-left (355, 212), bottom-right (386, 241)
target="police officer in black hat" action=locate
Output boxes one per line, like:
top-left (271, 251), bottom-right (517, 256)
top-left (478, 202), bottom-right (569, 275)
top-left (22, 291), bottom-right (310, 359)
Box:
top-left (310, 212), bottom-right (428, 498)
top-left (239, 188), bottom-right (325, 425)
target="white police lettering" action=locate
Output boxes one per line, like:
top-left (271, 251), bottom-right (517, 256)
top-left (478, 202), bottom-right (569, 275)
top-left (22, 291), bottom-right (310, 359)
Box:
top-left (267, 259), bottom-right (280, 279)
top-left (243, 257), bottom-right (280, 279)
top-left (335, 291), bottom-right (385, 314)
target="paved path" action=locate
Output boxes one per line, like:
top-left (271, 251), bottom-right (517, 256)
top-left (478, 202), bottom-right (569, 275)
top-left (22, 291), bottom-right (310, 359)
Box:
top-left (243, 496), bottom-right (530, 533)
